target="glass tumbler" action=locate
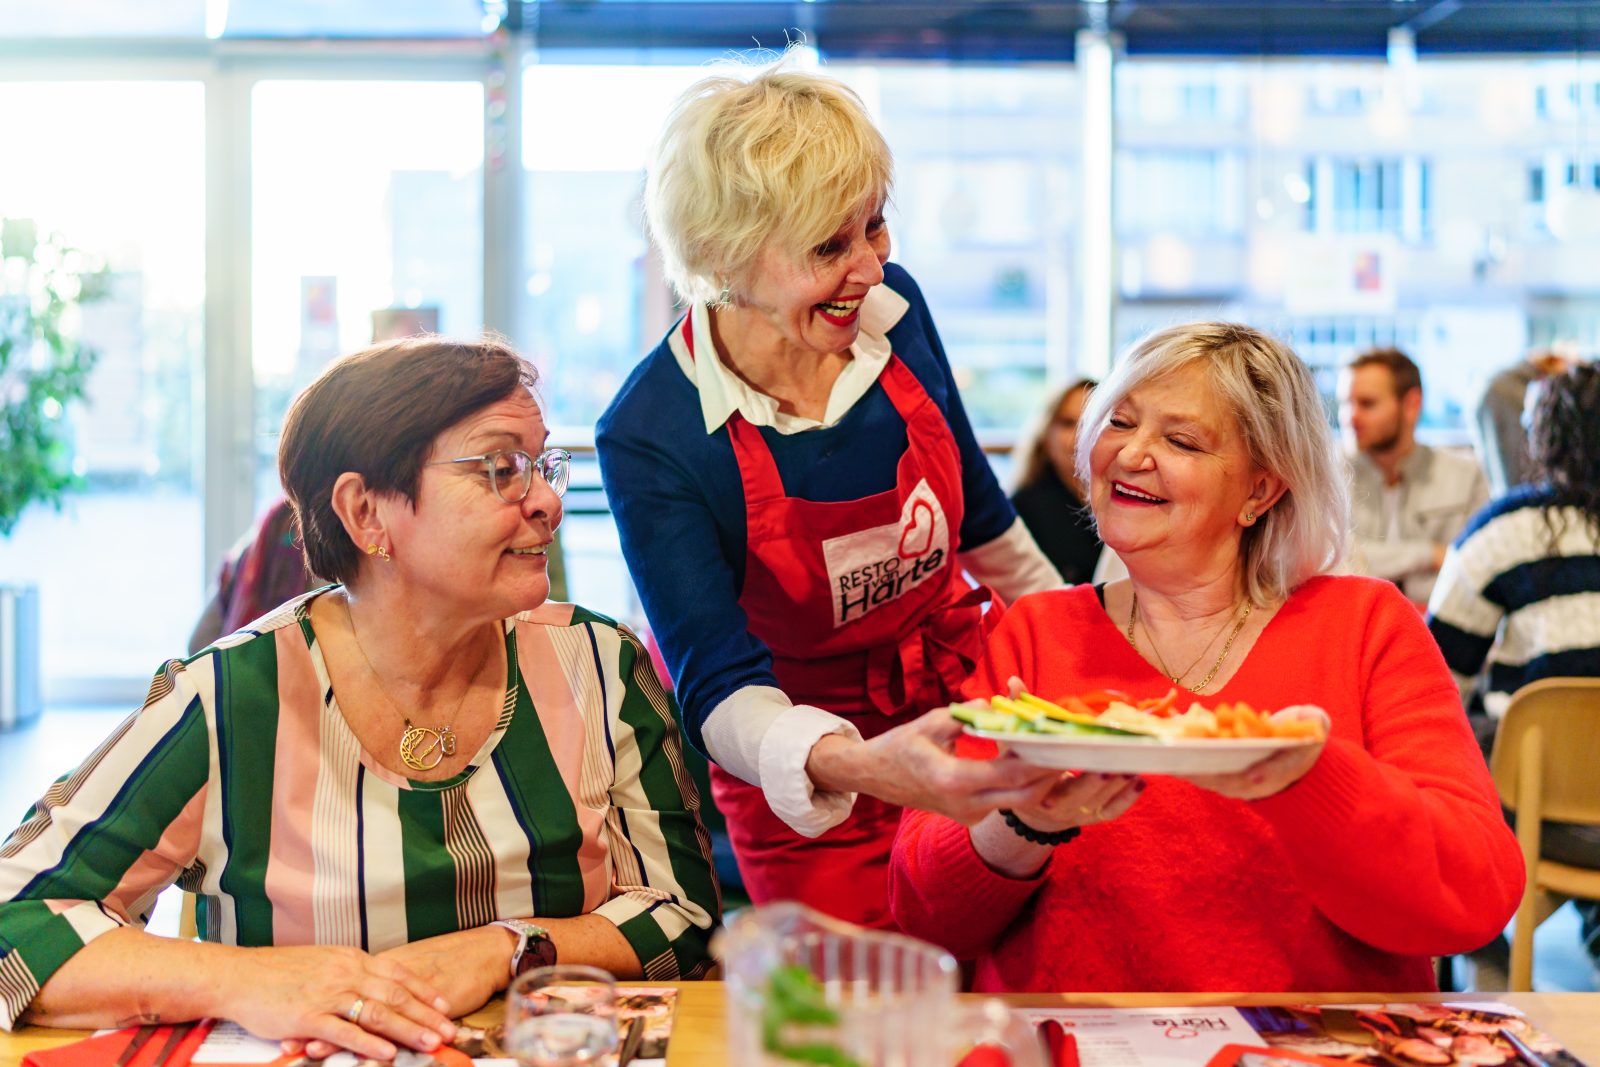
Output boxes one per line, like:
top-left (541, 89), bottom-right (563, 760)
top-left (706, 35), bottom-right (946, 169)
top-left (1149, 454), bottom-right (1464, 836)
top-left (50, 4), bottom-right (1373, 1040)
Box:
top-left (720, 901), bottom-right (1045, 1067)
top-left (503, 964), bottom-right (619, 1067)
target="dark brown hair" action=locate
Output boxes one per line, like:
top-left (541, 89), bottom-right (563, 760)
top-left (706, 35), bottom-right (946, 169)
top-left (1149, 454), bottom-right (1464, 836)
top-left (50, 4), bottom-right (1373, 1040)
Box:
top-left (1348, 346), bottom-right (1422, 399)
top-left (1015, 378), bottom-right (1097, 492)
top-left (1529, 361), bottom-right (1600, 550)
top-left (278, 334), bottom-right (539, 584)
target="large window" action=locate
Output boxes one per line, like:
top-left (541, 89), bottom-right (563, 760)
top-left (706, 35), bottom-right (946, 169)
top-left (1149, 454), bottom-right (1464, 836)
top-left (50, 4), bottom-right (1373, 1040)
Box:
top-left (833, 63), bottom-right (1079, 434)
top-left (1305, 157), bottom-right (1431, 238)
top-left (1114, 56), bottom-right (1599, 442)
top-left (1117, 150), bottom-right (1240, 238)
top-left (251, 78), bottom-right (484, 508)
top-left (14, 45), bottom-right (1600, 700)
top-left (521, 63), bottom-right (707, 436)
top-left (518, 63), bottom-right (708, 619)
top-left (0, 81), bottom-right (205, 694)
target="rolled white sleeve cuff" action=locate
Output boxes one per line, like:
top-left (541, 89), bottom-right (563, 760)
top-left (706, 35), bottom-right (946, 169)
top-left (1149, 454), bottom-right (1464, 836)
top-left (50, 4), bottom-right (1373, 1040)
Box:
top-left (701, 685), bottom-right (862, 838)
top-left (959, 517), bottom-right (1064, 603)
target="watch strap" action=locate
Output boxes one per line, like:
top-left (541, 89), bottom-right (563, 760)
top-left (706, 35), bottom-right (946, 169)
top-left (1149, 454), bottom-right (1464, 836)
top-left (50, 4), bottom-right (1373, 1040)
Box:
top-left (491, 918), bottom-right (552, 979)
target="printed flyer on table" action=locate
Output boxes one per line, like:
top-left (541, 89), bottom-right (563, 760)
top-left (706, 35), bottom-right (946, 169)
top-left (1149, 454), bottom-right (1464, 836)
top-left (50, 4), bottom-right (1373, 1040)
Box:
top-left (1018, 1002), bottom-right (1587, 1067)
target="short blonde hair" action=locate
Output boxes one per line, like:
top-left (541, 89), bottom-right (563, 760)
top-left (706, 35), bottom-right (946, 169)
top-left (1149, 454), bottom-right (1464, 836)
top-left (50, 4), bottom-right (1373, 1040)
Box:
top-left (1075, 322), bottom-right (1348, 605)
top-left (645, 62), bottom-right (894, 304)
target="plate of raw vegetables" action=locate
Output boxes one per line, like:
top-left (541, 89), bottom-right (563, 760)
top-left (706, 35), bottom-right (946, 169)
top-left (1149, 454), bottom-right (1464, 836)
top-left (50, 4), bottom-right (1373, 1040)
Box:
top-left (952, 689), bottom-right (1326, 773)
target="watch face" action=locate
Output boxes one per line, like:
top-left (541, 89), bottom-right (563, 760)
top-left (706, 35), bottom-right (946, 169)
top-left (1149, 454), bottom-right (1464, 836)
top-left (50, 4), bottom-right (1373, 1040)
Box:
top-left (516, 933), bottom-right (558, 975)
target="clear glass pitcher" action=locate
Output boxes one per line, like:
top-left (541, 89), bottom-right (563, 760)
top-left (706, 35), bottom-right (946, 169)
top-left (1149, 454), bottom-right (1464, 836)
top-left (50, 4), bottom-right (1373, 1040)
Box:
top-left (717, 902), bottom-right (1045, 1067)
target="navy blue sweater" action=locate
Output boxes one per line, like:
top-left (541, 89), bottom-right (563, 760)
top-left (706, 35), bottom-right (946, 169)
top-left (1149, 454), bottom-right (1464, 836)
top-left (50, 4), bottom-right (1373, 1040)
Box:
top-left (595, 264), bottom-right (1015, 753)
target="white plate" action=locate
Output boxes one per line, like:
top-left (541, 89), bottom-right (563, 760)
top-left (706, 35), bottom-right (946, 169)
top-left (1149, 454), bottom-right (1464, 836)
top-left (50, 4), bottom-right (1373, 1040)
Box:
top-left (964, 728), bottom-right (1319, 774)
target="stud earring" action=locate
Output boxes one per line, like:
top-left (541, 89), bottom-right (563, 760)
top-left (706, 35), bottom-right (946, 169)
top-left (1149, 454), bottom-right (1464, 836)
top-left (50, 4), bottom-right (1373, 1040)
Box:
top-left (366, 543), bottom-right (391, 562)
top-left (1244, 511), bottom-right (1256, 524)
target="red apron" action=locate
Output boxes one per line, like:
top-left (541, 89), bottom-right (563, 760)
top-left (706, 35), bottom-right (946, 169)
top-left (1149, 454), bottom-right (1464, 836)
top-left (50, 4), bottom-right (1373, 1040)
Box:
top-left (681, 316), bottom-right (997, 929)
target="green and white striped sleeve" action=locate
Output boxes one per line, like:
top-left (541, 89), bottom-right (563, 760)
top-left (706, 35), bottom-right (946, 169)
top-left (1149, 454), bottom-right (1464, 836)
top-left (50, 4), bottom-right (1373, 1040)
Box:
top-left (0, 659), bottom-right (211, 1029)
top-left (593, 624), bottom-right (720, 980)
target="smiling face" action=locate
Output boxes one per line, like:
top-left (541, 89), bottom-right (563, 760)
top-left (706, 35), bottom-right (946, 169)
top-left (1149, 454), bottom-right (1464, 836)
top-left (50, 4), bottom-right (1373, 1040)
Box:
top-left (733, 195), bottom-right (891, 359)
top-left (1088, 363), bottom-right (1270, 570)
top-left (378, 389), bottom-right (562, 620)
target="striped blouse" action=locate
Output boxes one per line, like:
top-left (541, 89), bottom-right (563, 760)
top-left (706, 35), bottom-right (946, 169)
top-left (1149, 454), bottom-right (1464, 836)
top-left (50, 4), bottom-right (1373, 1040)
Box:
top-left (1427, 487), bottom-right (1600, 715)
top-left (0, 590), bottom-right (720, 1030)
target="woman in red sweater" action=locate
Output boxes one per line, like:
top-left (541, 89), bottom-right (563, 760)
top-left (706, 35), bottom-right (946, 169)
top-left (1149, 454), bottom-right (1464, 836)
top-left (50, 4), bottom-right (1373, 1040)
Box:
top-left (888, 322), bottom-right (1524, 992)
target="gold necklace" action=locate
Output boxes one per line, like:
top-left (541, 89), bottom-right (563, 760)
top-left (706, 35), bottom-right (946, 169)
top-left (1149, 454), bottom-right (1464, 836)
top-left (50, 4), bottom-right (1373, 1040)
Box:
top-left (345, 603), bottom-right (493, 772)
top-left (1139, 618), bottom-right (1211, 684)
top-left (1138, 595), bottom-right (1238, 682)
top-left (1126, 589), bottom-right (1252, 694)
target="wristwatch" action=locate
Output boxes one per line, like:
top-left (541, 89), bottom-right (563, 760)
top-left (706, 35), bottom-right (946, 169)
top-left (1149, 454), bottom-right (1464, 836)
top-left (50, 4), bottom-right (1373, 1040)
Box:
top-left (491, 918), bottom-right (557, 979)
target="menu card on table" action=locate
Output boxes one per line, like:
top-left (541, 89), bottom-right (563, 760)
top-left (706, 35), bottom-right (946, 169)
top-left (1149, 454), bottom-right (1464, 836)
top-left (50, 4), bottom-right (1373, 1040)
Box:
top-left (1237, 1003), bottom-right (1585, 1067)
top-left (1018, 1003), bottom-right (1587, 1067)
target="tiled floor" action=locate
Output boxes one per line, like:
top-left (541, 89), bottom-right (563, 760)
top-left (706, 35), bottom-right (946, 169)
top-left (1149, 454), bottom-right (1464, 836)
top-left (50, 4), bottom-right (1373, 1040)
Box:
top-left (2, 707), bottom-right (1596, 992)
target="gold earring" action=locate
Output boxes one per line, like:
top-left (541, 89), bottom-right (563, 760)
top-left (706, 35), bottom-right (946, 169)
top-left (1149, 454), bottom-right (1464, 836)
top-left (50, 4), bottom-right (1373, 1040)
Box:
top-left (366, 542), bottom-right (391, 561)
top-left (1245, 511), bottom-right (1256, 524)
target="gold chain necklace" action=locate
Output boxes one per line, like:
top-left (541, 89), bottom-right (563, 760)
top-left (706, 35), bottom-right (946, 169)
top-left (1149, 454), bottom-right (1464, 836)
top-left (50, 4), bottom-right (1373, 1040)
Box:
top-left (345, 603), bottom-right (492, 772)
top-left (1125, 589), bottom-right (1252, 694)
top-left (1139, 618), bottom-right (1213, 684)
top-left (1139, 592), bottom-right (1239, 682)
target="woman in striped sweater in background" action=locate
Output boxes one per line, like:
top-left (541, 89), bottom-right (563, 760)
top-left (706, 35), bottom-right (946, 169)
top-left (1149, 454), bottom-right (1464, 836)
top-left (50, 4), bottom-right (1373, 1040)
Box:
top-left (0, 337), bottom-right (718, 1050)
top-left (1427, 359), bottom-right (1600, 970)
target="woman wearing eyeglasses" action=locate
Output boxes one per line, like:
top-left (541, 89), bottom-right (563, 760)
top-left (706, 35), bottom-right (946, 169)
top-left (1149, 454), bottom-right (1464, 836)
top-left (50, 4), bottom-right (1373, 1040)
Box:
top-left (0, 337), bottom-right (719, 1053)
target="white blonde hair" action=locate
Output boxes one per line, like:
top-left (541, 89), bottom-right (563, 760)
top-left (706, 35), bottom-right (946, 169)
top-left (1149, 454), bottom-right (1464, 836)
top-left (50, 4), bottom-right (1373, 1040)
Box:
top-left (644, 61), bottom-right (894, 304)
top-left (1075, 321), bottom-right (1349, 605)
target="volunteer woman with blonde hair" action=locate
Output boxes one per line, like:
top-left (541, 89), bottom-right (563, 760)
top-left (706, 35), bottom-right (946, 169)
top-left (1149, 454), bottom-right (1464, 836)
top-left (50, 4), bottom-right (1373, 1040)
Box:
top-left (596, 61), bottom-right (1065, 928)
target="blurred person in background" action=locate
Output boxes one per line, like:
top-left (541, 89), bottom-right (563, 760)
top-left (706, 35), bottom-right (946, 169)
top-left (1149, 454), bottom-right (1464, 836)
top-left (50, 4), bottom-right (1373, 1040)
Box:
top-left (188, 498), bottom-right (316, 653)
top-left (1011, 378), bottom-right (1103, 585)
top-left (1341, 347), bottom-right (1488, 608)
top-left (1473, 345), bottom-right (1575, 497)
top-left (891, 322), bottom-right (1522, 993)
top-left (1429, 362), bottom-right (1600, 972)
top-left (596, 60), bottom-right (1064, 930)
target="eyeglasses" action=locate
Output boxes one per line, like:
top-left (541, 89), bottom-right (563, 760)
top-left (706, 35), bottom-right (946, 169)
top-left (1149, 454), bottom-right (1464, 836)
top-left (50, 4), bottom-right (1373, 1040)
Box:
top-left (428, 447), bottom-right (572, 504)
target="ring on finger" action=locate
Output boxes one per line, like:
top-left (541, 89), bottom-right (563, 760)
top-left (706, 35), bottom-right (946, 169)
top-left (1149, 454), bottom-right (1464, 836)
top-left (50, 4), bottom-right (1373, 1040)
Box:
top-left (345, 998), bottom-right (366, 1024)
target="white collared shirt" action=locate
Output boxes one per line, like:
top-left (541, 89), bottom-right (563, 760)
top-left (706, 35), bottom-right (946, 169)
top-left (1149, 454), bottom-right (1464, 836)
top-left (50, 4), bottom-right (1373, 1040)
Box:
top-left (667, 282), bottom-right (911, 435)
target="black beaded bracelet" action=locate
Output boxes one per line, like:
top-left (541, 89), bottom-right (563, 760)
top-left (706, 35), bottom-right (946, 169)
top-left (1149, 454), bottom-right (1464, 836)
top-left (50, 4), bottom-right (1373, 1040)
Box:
top-left (999, 809), bottom-right (1082, 846)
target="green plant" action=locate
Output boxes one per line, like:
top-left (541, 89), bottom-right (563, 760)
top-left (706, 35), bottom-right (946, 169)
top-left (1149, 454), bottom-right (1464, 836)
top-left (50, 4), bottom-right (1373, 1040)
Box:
top-left (0, 218), bottom-right (106, 536)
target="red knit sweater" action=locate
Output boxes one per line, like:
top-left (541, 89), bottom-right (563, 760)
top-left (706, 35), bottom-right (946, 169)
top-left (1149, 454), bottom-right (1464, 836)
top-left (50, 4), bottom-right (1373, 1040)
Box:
top-left (889, 576), bottom-right (1524, 993)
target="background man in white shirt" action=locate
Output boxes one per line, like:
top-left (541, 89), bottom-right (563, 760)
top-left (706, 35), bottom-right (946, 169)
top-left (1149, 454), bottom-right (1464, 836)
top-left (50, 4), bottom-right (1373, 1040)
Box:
top-left (1340, 347), bottom-right (1488, 608)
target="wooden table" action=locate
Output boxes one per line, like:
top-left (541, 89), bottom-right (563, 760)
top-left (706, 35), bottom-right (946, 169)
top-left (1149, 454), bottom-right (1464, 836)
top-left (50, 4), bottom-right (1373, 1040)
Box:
top-left (5, 987), bottom-right (1597, 1067)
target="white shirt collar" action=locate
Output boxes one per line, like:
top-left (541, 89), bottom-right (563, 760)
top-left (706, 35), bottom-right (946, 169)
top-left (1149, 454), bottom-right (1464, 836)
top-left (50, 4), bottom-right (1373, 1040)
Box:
top-left (667, 281), bottom-right (911, 435)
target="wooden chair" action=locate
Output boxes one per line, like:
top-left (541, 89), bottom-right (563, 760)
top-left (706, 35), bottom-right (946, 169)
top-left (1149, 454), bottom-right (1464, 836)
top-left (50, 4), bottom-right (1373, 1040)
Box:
top-left (179, 890), bottom-right (198, 940)
top-left (1487, 677), bottom-right (1600, 990)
